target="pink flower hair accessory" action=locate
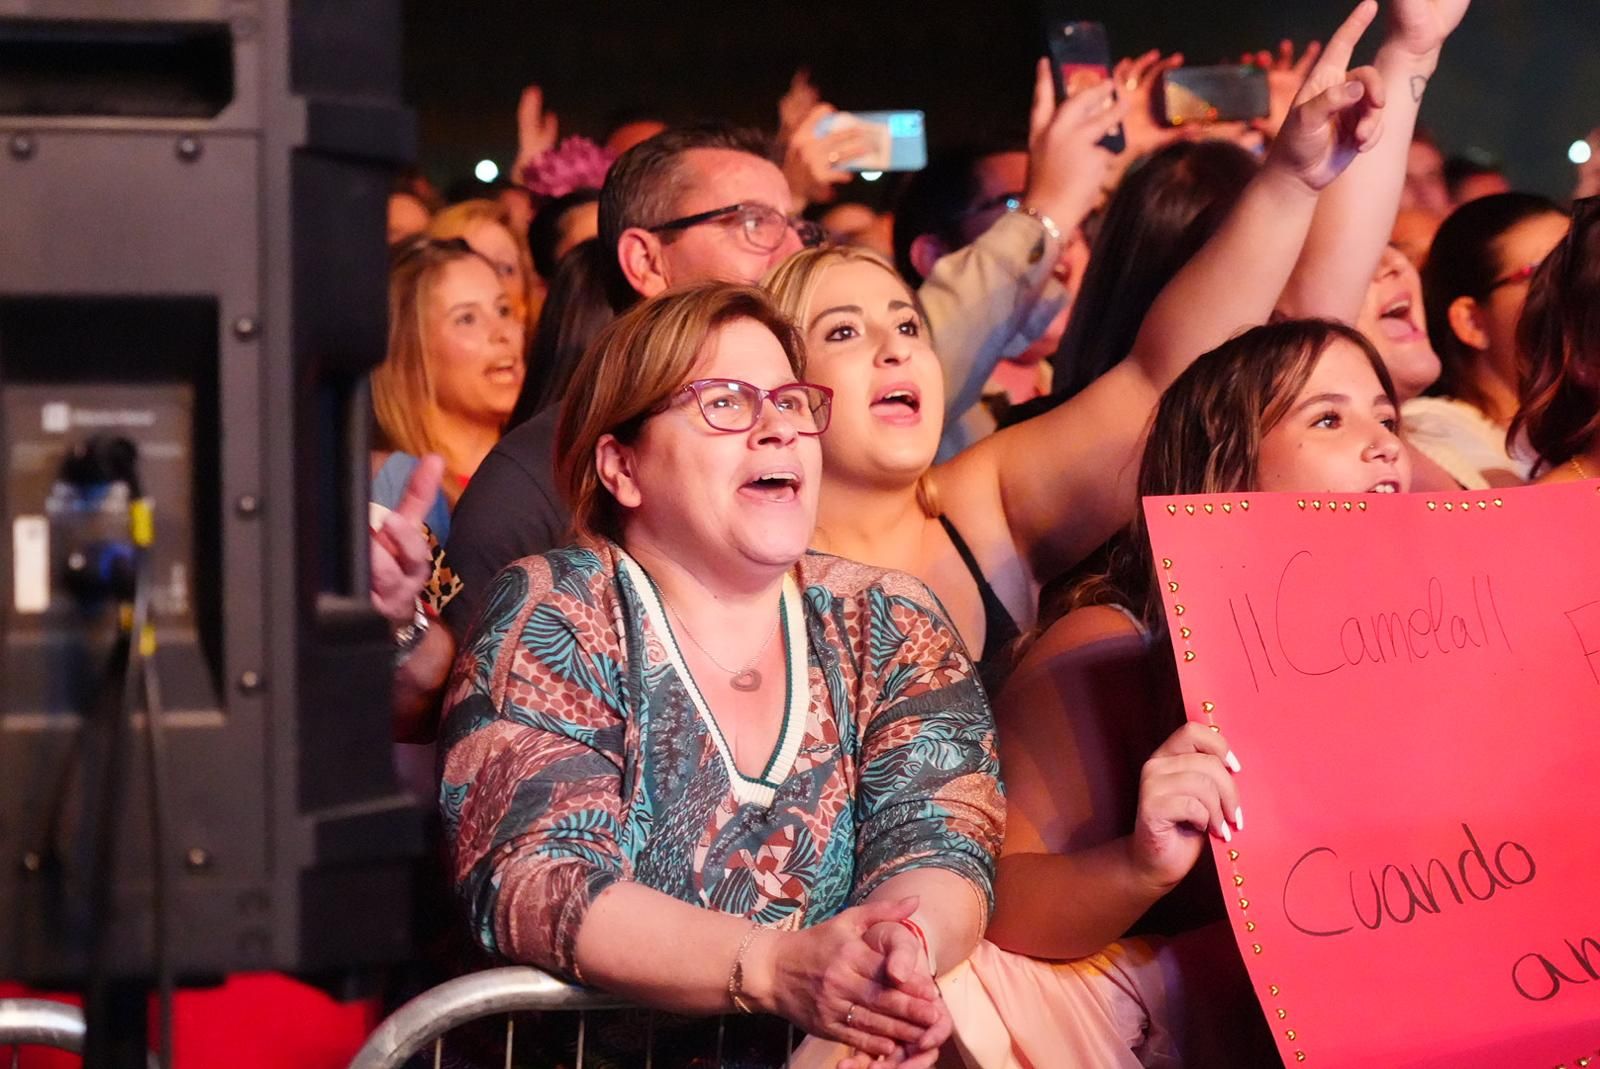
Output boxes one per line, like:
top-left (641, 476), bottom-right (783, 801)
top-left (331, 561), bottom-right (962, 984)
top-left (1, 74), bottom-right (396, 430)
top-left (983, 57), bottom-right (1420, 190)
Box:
top-left (519, 136), bottom-right (615, 198)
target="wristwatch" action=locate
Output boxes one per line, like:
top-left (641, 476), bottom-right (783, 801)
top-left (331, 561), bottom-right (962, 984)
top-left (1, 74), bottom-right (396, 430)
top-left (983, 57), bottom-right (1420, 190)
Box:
top-left (393, 599), bottom-right (430, 666)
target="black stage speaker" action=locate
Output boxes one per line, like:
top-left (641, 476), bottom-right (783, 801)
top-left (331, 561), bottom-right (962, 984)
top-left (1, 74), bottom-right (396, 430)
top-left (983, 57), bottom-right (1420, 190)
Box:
top-left (0, 0), bottom-right (420, 983)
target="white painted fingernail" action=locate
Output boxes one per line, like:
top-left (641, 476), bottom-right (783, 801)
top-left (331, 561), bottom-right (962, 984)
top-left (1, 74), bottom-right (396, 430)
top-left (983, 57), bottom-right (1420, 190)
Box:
top-left (1220, 821), bottom-right (1232, 843)
top-left (1225, 750), bottom-right (1242, 773)
top-left (1234, 806), bottom-right (1245, 832)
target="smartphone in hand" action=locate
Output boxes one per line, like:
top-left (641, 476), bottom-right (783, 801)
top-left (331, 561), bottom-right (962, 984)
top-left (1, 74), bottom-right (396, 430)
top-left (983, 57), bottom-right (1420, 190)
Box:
top-left (1159, 65), bottom-right (1270, 126)
top-left (815, 110), bottom-right (928, 172)
top-left (1042, 16), bottom-right (1125, 154)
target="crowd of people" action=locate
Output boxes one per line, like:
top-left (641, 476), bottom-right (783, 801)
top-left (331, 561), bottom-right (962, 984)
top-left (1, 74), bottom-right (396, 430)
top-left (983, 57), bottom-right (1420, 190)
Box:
top-left (362, 0), bottom-right (1600, 1063)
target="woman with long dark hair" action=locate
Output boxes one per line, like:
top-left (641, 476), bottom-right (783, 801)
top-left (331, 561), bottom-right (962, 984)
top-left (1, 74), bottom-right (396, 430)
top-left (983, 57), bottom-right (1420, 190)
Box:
top-left (1412, 192), bottom-right (1569, 486)
top-left (1512, 196), bottom-right (1600, 482)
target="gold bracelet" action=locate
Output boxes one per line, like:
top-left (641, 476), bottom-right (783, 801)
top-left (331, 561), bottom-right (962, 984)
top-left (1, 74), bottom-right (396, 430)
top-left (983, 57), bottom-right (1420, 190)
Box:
top-left (728, 924), bottom-right (760, 1014)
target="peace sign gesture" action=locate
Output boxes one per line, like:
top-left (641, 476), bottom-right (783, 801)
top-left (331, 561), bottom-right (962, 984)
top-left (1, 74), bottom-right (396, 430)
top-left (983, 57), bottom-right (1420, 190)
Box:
top-left (1268, 1), bottom-right (1387, 193)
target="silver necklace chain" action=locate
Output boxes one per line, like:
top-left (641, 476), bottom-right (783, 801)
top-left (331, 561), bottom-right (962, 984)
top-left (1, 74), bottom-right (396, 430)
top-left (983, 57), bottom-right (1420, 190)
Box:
top-left (659, 592), bottom-right (781, 686)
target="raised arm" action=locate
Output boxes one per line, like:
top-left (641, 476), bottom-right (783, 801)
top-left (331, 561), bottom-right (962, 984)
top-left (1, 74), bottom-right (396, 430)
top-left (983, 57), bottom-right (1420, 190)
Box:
top-left (1117, 0), bottom-right (1384, 393)
top-left (924, 61), bottom-right (1125, 427)
top-left (1279, 0), bottom-right (1472, 321)
top-left (372, 453), bottom-right (454, 740)
top-left (955, 2), bottom-right (1386, 579)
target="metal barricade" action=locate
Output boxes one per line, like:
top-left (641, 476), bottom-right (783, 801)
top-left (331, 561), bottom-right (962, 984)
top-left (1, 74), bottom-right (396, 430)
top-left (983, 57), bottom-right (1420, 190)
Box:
top-left (349, 966), bottom-right (803, 1069)
top-left (1, 998), bottom-right (87, 1062)
top-left (0, 998), bottom-right (157, 1068)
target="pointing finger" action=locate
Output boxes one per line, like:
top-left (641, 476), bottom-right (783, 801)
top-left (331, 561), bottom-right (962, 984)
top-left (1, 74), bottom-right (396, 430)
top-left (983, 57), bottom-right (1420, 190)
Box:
top-left (1030, 57), bottom-right (1055, 143)
top-left (393, 453), bottom-right (444, 527)
top-left (1312, 0), bottom-right (1379, 80)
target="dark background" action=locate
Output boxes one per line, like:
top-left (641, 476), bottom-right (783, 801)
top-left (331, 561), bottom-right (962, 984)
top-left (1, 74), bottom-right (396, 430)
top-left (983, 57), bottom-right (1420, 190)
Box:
top-left (403, 0), bottom-right (1598, 201)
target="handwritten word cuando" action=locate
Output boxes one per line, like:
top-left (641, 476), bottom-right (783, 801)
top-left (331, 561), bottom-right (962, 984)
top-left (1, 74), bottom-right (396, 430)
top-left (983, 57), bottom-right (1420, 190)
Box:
top-left (1282, 823), bottom-right (1535, 937)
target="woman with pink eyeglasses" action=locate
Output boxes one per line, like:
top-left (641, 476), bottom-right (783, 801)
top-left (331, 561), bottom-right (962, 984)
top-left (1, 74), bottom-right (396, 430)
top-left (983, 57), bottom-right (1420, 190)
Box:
top-left (1412, 192), bottom-right (1569, 487)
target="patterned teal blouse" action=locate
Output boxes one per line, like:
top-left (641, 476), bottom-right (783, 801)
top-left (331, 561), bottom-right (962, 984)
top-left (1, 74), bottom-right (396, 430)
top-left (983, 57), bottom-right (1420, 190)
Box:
top-left (440, 540), bottom-right (1003, 979)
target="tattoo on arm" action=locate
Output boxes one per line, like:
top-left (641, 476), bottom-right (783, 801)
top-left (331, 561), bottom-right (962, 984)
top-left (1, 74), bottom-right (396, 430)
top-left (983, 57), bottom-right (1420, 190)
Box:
top-left (1410, 75), bottom-right (1428, 103)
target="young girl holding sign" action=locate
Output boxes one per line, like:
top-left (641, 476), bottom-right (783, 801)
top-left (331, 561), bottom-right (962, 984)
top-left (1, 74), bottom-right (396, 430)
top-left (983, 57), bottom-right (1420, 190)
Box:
top-left (976, 319), bottom-right (1404, 1065)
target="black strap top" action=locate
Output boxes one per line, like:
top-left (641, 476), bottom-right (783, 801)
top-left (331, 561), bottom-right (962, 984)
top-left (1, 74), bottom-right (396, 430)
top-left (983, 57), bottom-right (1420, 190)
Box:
top-left (938, 514), bottom-right (1023, 696)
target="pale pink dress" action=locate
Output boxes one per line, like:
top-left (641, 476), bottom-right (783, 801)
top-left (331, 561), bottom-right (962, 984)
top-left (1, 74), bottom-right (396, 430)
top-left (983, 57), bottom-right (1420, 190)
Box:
top-left (787, 937), bottom-right (1178, 1069)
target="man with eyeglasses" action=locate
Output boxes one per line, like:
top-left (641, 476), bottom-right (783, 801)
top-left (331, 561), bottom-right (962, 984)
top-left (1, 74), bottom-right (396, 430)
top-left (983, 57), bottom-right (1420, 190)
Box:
top-left (444, 124), bottom-right (818, 641)
top-left (595, 124), bottom-right (820, 312)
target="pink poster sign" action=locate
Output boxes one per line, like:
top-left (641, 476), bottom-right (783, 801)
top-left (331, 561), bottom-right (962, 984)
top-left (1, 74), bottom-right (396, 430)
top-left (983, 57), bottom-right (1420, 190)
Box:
top-left (1144, 482), bottom-right (1600, 1068)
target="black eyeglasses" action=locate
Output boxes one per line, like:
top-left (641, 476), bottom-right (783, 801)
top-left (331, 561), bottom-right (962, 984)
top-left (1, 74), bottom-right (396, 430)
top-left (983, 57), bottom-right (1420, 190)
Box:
top-left (647, 202), bottom-right (824, 252)
top-left (669, 378), bottom-right (833, 434)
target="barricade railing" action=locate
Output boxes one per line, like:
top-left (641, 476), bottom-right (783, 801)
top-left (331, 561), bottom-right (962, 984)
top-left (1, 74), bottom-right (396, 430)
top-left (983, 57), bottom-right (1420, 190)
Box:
top-left (348, 965), bottom-right (805, 1069)
top-left (0, 998), bottom-right (157, 1068)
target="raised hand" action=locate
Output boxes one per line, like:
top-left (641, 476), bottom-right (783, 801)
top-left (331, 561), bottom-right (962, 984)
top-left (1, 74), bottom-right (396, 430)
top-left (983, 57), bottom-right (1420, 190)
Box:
top-left (1385, 0), bottom-right (1472, 63)
top-left (512, 85), bottom-right (560, 184)
top-left (782, 104), bottom-right (877, 210)
top-left (1268, 1), bottom-right (1387, 192)
top-left (1112, 49), bottom-right (1185, 161)
top-left (1128, 722), bottom-right (1244, 894)
top-left (1246, 39), bottom-right (1323, 140)
top-left (778, 68), bottom-right (822, 143)
top-left (1024, 57), bottom-right (1131, 228)
top-left (765, 896), bottom-right (947, 1060)
top-left (370, 454), bottom-right (442, 628)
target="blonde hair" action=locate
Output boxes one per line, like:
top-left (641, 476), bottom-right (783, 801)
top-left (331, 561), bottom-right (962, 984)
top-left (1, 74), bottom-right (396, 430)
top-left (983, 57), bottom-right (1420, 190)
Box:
top-left (371, 236), bottom-right (495, 458)
top-left (557, 282), bottom-right (806, 543)
top-left (764, 245), bottom-right (942, 518)
top-left (428, 199), bottom-right (537, 324)
top-left (764, 244), bottom-right (932, 343)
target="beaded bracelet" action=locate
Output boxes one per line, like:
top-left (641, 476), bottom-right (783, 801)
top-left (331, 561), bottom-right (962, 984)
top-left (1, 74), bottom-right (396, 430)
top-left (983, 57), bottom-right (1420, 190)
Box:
top-left (1007, 200), bottom-right (1063, 246)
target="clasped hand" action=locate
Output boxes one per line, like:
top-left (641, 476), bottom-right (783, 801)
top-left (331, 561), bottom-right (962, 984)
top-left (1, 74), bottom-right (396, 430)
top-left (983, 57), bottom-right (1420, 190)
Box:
top-left (767, 896), bottom-right (949, 1068)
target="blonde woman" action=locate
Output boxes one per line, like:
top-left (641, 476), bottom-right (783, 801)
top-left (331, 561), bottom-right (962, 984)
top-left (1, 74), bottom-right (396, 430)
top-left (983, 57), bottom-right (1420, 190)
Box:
top-left (371, 236), bottom-right (525, 523)
top-left (427, 198), bottom-right (541, 329)
top-left (763, 2), bottom-right (1386, 694)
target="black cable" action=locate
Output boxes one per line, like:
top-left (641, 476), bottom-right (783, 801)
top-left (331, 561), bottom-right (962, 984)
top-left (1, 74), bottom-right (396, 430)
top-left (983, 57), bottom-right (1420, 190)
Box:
top-left (81, 435), bottom-right (175, 1069)
top-left (133, 540), bottom-right (175, 1069)
top-left (83, 630), bottom-right (132, 1069)
top-left (121, 436), bottom-right (174, 1069)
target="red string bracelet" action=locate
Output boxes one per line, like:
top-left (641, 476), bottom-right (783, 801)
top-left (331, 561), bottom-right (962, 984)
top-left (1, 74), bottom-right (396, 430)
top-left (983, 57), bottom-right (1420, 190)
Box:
top-left (897, 916), bottom-right (934, 975)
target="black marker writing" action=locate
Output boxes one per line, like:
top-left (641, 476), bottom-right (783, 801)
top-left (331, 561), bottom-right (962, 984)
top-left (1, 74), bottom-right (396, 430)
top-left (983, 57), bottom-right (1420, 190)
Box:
top-left (1262, 552), bottom-right (1513, 681)
top-left (1282, 824), bottom-right (1535, 939)
top-left (1511, 935), bottom-right (1600, 1002)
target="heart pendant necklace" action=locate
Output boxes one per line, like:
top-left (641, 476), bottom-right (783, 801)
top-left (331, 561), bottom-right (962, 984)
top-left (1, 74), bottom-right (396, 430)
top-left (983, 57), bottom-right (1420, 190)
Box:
top-left (661, 595), bottom-right (781, 692)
